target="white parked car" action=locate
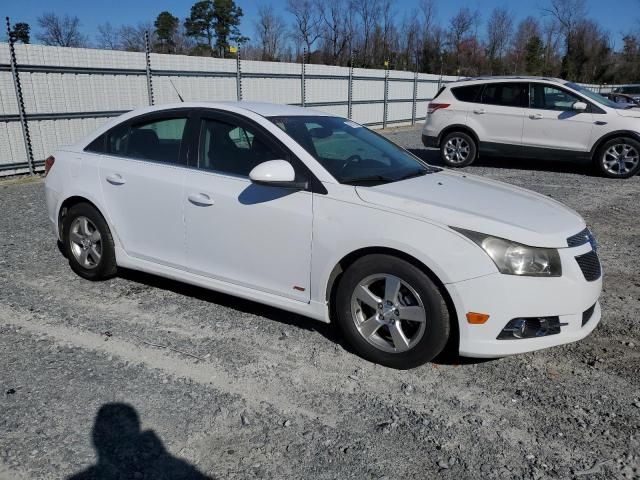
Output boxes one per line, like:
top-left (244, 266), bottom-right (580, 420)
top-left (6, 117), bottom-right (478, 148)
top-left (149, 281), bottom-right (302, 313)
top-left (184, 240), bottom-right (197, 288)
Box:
top-left (422, 76), bottom-right (640, 178)
top-left (44, 102), bottom-right (602, 369)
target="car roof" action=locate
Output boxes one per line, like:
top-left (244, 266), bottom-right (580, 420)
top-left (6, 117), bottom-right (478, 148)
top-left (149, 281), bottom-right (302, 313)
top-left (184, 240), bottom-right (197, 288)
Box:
top-left (451, 75), bottom-right (566, 85)
top-left (128, 101), bottom-right (332, 118)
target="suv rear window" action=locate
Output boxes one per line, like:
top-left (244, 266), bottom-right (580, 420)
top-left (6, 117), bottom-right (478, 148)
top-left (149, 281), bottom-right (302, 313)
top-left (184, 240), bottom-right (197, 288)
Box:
top-left (480, 83), bottom-right (528, 107)
top-left (451, 84), bottom-right (482, 102)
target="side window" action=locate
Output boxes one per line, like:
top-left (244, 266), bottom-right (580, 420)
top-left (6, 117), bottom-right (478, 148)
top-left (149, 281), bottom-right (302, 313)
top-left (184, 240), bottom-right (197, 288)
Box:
top-left (451, 84), bottom-right (483, 103)
top-left (127, 117), bottom-right (187, 163)
top-left (199, 118), bottom-right (280, 176)
top-left (85, 134), bottom-right (106, 153)
top-left (107, 122), bottom-right (130, 156)
top-left (531, 84), bottom-right (581, 111)
top-left (481, 83), bottom-right (528, 107)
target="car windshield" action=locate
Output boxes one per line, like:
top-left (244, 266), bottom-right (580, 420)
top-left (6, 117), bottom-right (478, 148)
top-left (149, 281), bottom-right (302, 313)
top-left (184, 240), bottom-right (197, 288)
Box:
top-left (269, 115), bottom-right (438, 185)
top-left (565, 82), bottom-right (632, 109)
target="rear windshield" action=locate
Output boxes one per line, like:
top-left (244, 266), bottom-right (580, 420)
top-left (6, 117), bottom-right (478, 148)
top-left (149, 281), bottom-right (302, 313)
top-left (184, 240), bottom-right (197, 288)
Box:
top-left (616, 86), bottom-right (640, 94)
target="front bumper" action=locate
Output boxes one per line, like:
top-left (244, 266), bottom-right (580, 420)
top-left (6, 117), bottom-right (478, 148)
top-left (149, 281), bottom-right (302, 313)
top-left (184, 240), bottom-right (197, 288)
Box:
top-left (446, 244), bottom-right (602, 358)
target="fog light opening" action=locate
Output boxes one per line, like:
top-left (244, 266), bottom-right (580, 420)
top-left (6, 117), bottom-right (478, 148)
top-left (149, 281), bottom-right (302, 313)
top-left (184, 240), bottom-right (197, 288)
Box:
top-left (497, 316), bottom-right (561, 340)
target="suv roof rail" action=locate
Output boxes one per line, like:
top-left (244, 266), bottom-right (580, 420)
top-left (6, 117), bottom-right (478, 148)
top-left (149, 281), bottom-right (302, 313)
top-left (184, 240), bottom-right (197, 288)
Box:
top-left (457, 75), bottom-right (564, 83)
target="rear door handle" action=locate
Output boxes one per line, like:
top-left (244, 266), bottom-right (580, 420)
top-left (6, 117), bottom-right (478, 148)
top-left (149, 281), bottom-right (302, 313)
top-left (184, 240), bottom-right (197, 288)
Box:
top-left (106, 173), bottom-right (126, 185)
top-left (473, 109), bottom-right (485, 114)
top-left (529, 113), bottom-right (543, 119)
top-left (188, 193), bottom-right (214, 206)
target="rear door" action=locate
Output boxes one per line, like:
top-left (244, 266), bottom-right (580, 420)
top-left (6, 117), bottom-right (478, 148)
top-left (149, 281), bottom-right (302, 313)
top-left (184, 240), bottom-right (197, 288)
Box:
top-left (98, 110), bottom-right (193, 268)
top-left (523, 83), bottom-right (594, 153)
top-left (469, 82), bottom-right (527, 150)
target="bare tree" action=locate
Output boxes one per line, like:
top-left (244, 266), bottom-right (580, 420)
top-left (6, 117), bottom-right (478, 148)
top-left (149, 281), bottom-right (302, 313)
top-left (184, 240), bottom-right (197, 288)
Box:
top-left (286, 0), bottom-right (322, 57)
top-left (96, 22), bottom-right (120, 50)
top-left (316, 0), bottom-right (352, 64)
top-left (119, 22), bottom-right (156, 52)
top-left (447, 7), bottom-right (478, 72)
top-left (37, 12), bottom-right (88, 47)
top-left (255, 4), bottom-right (287, 60)
top-left (351, 0), bottom-right (379, 65)
top-left (486, 7), bottom-right (513, 74)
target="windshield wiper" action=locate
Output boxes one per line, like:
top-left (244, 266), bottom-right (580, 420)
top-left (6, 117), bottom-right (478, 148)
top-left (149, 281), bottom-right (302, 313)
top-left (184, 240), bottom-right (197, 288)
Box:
top-left (341, 174), bottom-right (394, 185)
top-left (395, 169), bottom-right (429, 181)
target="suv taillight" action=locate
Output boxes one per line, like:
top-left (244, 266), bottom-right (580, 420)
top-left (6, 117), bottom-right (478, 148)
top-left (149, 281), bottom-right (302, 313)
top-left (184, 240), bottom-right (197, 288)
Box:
top-left (44, 155), bottom-right (55, 176)
top-left (427, 103), bottom-right (450, 114)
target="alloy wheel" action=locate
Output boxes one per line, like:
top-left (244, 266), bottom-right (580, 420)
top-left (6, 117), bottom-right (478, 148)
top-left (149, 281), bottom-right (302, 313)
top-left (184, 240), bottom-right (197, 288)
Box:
top-left (603, 143), bottom-right (639, 176)
top-left (69, 216), bottom-right (102, 269)
top-left (350, 274), bottom-right (427, 353)
top-left (443, 137), bottom-right (471, 164)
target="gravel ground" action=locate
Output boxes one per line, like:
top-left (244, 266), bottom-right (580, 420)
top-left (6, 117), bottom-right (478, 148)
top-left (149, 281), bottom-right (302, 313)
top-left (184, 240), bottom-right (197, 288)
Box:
top-left (1, 125), bottom-right (639, 480)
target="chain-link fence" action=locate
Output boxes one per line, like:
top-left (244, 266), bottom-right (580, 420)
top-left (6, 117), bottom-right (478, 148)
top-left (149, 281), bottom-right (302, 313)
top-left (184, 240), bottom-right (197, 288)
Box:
top-left (0, 29), bottom-right (460, 176)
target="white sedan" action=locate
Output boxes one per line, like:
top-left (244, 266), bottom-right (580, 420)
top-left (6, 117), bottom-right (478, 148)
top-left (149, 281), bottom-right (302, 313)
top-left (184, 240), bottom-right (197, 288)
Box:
top-left (44, 102), bottom-right (602, 369)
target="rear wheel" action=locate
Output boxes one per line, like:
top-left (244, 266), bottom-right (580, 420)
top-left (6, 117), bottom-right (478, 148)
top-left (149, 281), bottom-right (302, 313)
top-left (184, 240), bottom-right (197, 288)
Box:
top-left (62, 203), bottom-right (117, 280)
top-left (335, 254), bottom-right (450, 369)
top-left (440, 131), bottom-right (477, 168)
top-left (595, 137), bottom-right (640, 178)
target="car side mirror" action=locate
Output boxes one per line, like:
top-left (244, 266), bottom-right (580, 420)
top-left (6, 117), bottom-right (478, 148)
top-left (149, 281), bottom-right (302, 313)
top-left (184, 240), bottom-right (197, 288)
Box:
top-left (573, 101), bottom-right (588, 111)
top-left (249, 160), bottom-right (307, 189)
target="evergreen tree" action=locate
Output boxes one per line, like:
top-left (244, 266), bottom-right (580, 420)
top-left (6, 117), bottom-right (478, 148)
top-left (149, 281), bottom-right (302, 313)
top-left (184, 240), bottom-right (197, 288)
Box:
top-left (154, 11), bottom-right (179, 53)
top-left (185, 0), bottom-right (246, 57)
top-left (524, 35), bottom-right (544, 75)
top-left (10, 22), bottom-right (30, 44)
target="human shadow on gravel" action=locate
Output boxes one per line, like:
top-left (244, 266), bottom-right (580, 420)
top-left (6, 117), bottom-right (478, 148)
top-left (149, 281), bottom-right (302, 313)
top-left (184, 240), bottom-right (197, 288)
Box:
top-left (67, 403), bottom-right (212, 480)
top-left (408, 148), bottom-right (598, 176)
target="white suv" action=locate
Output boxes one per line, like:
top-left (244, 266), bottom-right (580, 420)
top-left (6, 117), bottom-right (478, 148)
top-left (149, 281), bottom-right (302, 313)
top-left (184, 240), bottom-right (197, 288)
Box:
top-left (422, 76), bottom-right (640, 178)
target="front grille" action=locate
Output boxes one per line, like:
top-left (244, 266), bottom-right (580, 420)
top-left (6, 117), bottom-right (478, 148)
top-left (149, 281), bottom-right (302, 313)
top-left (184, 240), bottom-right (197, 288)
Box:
top-left (575, 250), bottom-right (601, 281)
top-left (582, 303), bottom-right (596, 327)
top-left (567, 228), bottom-right (590, 247)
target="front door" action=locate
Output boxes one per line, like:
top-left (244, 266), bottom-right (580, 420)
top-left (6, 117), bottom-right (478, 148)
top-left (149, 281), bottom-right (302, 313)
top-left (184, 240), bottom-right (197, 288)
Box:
top-left (183, 112), bottom-right (313, 302)
top-left (523, 83), bottom-right (594, 153)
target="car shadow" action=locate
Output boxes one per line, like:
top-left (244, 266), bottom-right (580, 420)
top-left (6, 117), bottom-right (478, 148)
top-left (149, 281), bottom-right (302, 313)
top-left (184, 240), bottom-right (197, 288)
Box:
top-left (118, 268), bottom-right (341, 345)
top-left (118, 268), bottom-right (481, 368)
top-left (408, 148), bottom-right (597, 176)
top-left (67, 403), bottom-right (213, 480)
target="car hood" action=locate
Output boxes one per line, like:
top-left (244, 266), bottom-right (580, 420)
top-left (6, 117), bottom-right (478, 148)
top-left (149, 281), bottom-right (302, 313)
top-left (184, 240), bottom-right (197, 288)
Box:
top-left (355, 170), bottom-right (585, 248)
top-left (615, 108), bottom-right (640, 118)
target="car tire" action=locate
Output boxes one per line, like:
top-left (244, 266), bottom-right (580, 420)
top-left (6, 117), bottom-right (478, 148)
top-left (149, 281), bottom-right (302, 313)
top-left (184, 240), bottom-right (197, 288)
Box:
top-left (62, 203), bottom-right (117, 281)
top-left (440, 131), bottom-right (477, 168)
top-left (335, 254), bottom-right (450, 369)
top-left (595, 137), bottom-right (640, 179)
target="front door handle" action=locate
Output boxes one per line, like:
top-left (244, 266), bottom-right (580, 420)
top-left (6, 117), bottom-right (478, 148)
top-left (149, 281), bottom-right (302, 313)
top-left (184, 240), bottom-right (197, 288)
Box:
top-left (188, 193), bottom-right (214, 206)
top-left (106, 173), bottom-right (126, 185)
top-left (529, 113), bottom-right (544, 119)
top-left (473, 108), bottom-right (486, 114)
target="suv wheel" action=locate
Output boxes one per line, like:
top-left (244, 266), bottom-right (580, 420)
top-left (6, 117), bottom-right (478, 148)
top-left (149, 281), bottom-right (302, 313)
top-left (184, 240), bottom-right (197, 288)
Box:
top-left (62, 203), bottom-right (117, 280)
top-left (335, 254), bottom-right (450, 369)
top-left (596, 137), bottom-right (640, 178)
top-left (440, 131), bottom-right (477, 168)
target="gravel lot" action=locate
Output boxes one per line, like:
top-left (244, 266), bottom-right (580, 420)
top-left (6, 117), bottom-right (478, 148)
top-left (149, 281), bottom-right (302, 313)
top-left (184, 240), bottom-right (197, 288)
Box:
top-left (1, 125), bottom-right (639, 480)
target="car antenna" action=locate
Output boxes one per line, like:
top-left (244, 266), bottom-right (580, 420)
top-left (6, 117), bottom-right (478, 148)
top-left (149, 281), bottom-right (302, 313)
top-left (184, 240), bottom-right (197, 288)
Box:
top-left (169, 78), bottom-right (184, 102)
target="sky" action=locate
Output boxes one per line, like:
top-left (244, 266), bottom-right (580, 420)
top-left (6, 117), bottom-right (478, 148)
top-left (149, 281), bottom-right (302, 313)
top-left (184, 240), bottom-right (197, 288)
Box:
top-left (2, 0), bottom-right (639, 50)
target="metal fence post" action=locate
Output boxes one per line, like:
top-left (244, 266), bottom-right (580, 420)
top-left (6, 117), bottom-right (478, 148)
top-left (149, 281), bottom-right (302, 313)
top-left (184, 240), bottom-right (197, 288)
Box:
top-left (144, 31), bottom-right (154, 106)
top-left (347, 50), bottom-right (354, 119)
top-left (301, 48), bottom-right (307, 107)
top-left (6, 17), bottom-right (34, 175)
top-left (236, 47), bottom-right (243, 101)
top-left (383, 60), bottom-right (389, 129)
top-left (411, 71), bottom-right (418, 126)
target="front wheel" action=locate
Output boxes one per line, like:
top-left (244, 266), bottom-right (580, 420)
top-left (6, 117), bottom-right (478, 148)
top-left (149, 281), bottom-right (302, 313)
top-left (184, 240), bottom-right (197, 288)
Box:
top-left (595, 137), bottom-right (640, 178)
top-left (335, 254), bottom-right (450, 369)
top-left (440, 131), bottom-right (477, 168)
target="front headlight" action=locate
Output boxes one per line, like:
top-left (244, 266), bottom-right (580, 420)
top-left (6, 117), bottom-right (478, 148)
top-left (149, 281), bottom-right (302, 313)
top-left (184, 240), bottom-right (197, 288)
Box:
top-left (452, 228), bottom-right (562, 277)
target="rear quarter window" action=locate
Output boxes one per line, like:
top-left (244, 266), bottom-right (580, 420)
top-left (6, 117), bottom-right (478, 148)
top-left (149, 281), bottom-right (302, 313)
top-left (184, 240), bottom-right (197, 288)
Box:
top-left (451, 84), bottom-right (483, 103)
